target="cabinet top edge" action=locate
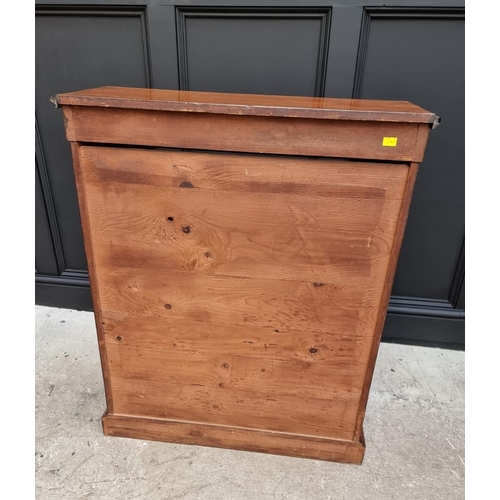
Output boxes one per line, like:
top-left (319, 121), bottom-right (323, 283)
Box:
top-left (52, 86), bottom-right (438, 125)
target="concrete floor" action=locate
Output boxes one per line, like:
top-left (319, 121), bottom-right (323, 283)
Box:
top-left (35, 305), bottom-right (464, 500)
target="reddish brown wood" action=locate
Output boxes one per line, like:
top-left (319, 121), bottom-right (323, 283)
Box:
top-left (353, 162), bottom-right (420, 442)
top-left (102, 413), bottom-right (366, 464)
top-left (53, 86), bottom-right (437, 125)
top-left (62, 106), bottom-right (426, 162)
top-left (80, 145), bottom-right (408, 199)
top-left (413, 123), bottom-right (432, 162)
top-left (69, 142), bottom-right (114, 414)
top-left (56, 87), bottom-right (437, 464)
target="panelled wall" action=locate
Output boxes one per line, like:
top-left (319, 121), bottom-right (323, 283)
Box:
top-left (35, 1), bottom-right (464, 348)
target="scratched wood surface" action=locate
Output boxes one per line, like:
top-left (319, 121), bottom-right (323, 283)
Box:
top-left (54, 86), bottom-right (438, 125)
top-left (64, 107), bottom-right (427, 162)
top-left (77, 145), bottom-right (408, 444)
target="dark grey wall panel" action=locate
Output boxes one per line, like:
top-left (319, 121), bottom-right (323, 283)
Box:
top-left (35, 7), bottom-right (151, 272)
top-left (36, 116), bottom-right (64, 276)
top-left (35, 161), bottom-right (58, 276)
top-left (177, 8), bottom-right (331, 96)
top-left (355, 9), bottom-right (464, 301)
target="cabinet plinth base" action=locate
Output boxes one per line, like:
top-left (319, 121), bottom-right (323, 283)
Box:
top-left (102, 413), bottom-right (366, 464)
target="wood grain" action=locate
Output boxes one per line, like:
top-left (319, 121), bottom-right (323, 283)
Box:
top-left (87, 183), bottom-right (404, 281)
top-left (54, 86), bottom-right (437, 125)
top-left (69, 142), bottom-right (114, 413)
top-left (103, 414), bottom-right (366, 464)
top-left (110, 379), bottom-right (358, 440)
top-left (101, 314), bottom-right (371, 440)
top-left (65, 106), bottom-right (424, 162)
top-left (81, 147), bottom-right (406, 286)
top-left (102, 314), bottom-right (370, 376)
top-left (98, 268), bottom-right (379, 335)
top-left (80, 146), bottom-right (407, 199)
top-left (59, 87), bottom-right (436, 463)
top-left (353, 162), bottom-right (418, 442)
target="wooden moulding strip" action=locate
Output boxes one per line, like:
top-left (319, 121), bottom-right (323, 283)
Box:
top-left (53, 86), bottom-right (438, 125)
top-left (102, 413), bottom-right (366, 464)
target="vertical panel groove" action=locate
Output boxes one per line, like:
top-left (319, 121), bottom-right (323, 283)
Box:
top-left (352, 8), bottom-right (371, 98)
top-left (35, 116), bottom-right (66, 275)
top-left (176, 7), bottom-right (189, 90)
top-left (314, 8), bottom-right (331, 97)
top-left (140, 9), bottom-right (153, 88)
top-left (448, 239), bottom-right (465, 309)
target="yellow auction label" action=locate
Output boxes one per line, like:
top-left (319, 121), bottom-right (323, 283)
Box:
top-left (382, 137), bottom-right (398, 147)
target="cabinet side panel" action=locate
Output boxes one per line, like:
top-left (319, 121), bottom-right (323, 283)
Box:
top-left (70, 142), bottom-right (114, 413)
top-left (354, 162), bottom-right (419, 440)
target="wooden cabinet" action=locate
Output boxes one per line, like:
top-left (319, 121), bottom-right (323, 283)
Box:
top-left (54, 87), bottom-right (438, 463)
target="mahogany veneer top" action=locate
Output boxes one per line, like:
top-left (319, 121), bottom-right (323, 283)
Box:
top-left (53, 86), bottom-right (439, 125)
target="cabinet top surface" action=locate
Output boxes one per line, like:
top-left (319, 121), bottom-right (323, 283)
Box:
top-left (53, 86), bottom-right (438, 125)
